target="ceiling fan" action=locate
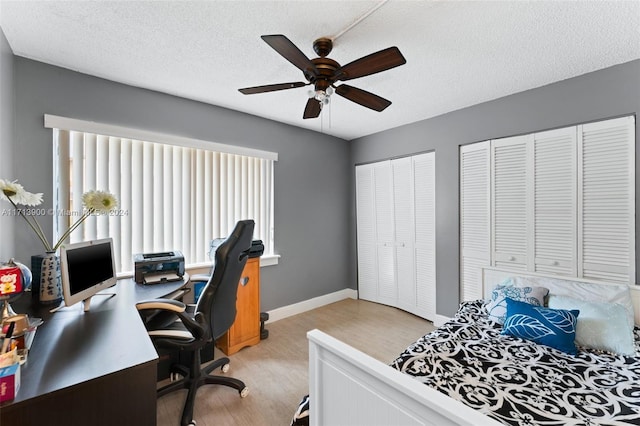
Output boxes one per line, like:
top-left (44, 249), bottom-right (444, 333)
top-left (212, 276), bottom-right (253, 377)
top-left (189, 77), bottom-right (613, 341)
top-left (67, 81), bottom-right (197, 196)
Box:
top-left (238, 34), bottom-right (407, 119)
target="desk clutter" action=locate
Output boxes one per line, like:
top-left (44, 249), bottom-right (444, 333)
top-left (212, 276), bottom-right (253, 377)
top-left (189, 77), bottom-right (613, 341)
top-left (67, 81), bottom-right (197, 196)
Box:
top-left (0, 259), bottom-right (40, 402)
top-left (1, 315), bottom-right (41, 362)
top-left (0, 314), bottom-right (41, 402)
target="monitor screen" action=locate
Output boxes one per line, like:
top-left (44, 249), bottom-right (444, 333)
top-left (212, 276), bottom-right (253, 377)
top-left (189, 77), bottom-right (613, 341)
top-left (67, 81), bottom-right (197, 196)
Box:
top-left (60, 238), bottom-right (117, 311)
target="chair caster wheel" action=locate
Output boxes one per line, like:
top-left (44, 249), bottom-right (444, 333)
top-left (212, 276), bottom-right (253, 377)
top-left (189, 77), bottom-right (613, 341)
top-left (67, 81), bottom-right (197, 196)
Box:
top-left (240, 387), bottom-right (249, 398)
top-left (170, 372), bottom-right (182, 382)
top-left (188, 421), bottom-right (196, 426)
top-left (221, 363), bottom-right (230, 373)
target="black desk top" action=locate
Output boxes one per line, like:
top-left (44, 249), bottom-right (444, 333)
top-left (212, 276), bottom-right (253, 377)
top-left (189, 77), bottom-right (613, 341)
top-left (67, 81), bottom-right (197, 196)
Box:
top-left (1, 277), bottom-right (188, 407)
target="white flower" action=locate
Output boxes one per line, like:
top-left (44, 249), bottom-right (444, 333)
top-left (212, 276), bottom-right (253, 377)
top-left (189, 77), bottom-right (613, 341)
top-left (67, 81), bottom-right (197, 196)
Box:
top-left (82, 190), bottom-right (118, 214)
top-left (1, 178), bottom-right (119, 252)
top-left (0, 179), bottom-right (21, 197)
top-left (0, 179), bottom-right (43, 206)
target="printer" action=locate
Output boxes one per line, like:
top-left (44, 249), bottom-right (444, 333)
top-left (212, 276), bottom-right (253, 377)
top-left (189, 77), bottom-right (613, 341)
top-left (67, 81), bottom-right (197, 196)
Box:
top-left (133, 251), bottom-right (185, 285)
top-left (208, 239), bottom-right (264, 260)
top-left (248, 240), bottom-right (264, 258)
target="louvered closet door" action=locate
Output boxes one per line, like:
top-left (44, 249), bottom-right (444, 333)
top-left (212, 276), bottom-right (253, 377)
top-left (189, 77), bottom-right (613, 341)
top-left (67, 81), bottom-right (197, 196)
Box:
top-left (533, 127), bottom-right (577, 276)
top-left (413, 152), bottom-right (436, 320)
top-left (392, 157), bottom-right (417, 313)
top-left (579, 116), bottom-right (635, 283)
top-left (355, 164), bottom-right (378, 302)
top-left (492, 135), bottom-right (530, 271)
top-left (373, 161), bottom-right (397, 304)
top-left (460, 142), bottom-right (490, 301)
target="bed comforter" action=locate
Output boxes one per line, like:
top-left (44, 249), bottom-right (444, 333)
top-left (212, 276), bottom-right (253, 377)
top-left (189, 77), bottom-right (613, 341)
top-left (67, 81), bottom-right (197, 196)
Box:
top-left (391, 301), bottom-right (640, 425)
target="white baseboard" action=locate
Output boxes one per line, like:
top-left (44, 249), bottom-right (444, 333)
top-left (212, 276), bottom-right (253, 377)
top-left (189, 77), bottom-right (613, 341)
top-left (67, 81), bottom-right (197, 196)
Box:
top-left (266, 288), bottom-right (358, 323)
top-left (433, 314), bottom-right (450, 327)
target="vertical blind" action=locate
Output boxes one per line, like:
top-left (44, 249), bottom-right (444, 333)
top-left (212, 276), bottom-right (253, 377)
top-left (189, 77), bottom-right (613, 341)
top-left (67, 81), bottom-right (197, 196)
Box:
top-left (52, 128), bottom-right (275, 273)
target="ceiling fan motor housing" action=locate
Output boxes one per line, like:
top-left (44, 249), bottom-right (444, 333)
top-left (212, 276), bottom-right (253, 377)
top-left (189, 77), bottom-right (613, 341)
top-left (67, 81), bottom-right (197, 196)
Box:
top-left (307, 57), bottom-right (339, 92)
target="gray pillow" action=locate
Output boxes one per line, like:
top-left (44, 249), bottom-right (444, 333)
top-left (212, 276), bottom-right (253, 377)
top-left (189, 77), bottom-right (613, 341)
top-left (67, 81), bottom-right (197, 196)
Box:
top-left (486, 283), bottom-right (549, 324)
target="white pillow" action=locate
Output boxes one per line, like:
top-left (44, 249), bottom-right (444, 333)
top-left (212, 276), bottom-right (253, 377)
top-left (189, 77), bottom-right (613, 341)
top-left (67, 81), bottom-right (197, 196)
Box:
top-left (548, 295), bottom-right (636, 356)
top-left (512, 276), bottom-right (635, 329)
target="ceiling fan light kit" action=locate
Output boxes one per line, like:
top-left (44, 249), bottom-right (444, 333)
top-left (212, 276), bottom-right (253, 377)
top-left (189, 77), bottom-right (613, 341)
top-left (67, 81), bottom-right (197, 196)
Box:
top-left (239, 34), bottom-right (406, 119)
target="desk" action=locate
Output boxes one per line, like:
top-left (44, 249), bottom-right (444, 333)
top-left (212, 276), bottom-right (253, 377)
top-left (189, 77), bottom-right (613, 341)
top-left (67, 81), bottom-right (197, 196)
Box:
top-left (0, 277), bottom-right (188, 426)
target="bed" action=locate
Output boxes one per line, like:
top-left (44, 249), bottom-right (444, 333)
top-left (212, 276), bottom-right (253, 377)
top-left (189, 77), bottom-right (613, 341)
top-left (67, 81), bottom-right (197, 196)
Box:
top-left (305, 268), bottom-right (640, 426)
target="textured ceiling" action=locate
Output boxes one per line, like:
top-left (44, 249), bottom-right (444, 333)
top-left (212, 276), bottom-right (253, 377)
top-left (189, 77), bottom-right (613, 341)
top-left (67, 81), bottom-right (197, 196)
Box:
top-left (1, 0), bottom-right (639, 140)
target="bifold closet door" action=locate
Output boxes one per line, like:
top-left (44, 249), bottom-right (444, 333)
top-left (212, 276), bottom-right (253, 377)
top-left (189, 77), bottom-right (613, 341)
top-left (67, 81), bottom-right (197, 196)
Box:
top-left (491, 135), bottom-right (530, 272)
top-left (413, 153), bottom-right (436, 320)
top-left (393, 157), bottom-right (416, 313)
top-left (355, 160), bottom-right (397, 306)
top-left (579, 116), bottom-right (635, 283)
top-left (374, 161), bottom-right (398, 306)
top-left (460, 115), bottom-right (635, 293)
top-left (460, 142), bottom-right (490, 302)
top-left (532, 127), bottom-right (577, 276)
top-left (355, 152), bottom-right (436, 320)
top-left (355, 164), bottom-right (378, 302)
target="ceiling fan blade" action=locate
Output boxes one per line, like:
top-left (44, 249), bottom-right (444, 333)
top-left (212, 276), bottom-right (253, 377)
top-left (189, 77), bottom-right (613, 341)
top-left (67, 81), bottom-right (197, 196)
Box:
top-left (334, 47), bottom-right (406, 81)
top-left (261, 35), bottom-right (318, 76)
top-left (335, 84), bottom-right (392, 112)
top-left (303, 98), bottom-right (322, 119)
top-left (239, 81), bottom-right (307, 95)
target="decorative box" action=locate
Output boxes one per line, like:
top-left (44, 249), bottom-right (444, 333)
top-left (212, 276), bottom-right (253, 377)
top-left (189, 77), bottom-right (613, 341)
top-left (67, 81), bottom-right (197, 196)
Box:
top-left (0, 266), bottom-right (22, 296)
top-left (0, 362), bottom-right (20, 402)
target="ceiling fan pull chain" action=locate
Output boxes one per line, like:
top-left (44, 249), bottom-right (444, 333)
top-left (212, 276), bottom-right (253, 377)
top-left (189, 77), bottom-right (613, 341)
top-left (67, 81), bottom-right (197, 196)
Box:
top-left (323, 101), bottom-right (332, 130)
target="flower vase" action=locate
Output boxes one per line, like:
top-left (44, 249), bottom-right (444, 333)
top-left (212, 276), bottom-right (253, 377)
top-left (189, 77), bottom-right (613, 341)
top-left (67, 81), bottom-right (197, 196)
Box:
top-left (31, 252), bottom-right (62, 305)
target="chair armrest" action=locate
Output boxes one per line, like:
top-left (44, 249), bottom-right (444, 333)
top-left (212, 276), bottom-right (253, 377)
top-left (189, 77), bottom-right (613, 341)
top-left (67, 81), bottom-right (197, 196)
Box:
top-left (136, 298), bottom-right (207, 340)
top-left (136, 298), bottom-right (185, 313)
top-left (163, 287), bottom-right (191, 301)
top-left (190, 274), bottom-right (211, 283)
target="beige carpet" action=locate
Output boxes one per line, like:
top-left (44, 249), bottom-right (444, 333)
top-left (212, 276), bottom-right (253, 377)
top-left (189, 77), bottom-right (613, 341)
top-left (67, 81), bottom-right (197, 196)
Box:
top-left (157, 298), bottom-right (435, 426)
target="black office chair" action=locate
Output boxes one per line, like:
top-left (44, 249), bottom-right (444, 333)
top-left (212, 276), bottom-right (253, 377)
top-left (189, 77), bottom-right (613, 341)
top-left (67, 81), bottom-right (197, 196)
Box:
top-left (136, 219), bottom-right (255, 426)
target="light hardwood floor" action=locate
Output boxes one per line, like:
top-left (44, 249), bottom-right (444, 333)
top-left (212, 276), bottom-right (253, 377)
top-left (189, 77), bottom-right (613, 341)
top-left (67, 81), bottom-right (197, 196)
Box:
top-left (157, 298), bottom-right (435, 426)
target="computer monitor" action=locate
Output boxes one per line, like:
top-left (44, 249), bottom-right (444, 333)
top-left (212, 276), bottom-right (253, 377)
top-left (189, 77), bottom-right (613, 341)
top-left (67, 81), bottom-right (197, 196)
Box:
top-left (60, 238), bottom-right (117, 312)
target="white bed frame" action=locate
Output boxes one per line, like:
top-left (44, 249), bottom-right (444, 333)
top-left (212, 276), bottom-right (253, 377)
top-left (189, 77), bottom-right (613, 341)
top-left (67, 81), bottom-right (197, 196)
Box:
top-left (308, 268), bottom-right (640, 426)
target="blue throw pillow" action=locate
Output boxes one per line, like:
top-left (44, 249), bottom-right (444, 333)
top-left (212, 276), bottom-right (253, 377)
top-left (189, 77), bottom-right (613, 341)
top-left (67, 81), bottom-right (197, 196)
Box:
top-left (502, 297), bottom-right (580, 355)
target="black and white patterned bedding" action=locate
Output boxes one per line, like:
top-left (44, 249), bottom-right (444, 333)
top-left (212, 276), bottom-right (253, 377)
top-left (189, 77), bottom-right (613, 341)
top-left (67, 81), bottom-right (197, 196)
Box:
top-left (391, 301), bottom-right (640, 426)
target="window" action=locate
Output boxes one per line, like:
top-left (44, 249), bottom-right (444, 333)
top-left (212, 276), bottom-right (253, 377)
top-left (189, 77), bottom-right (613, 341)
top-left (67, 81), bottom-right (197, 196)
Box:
top-left (46, 115), bottom-right (277, 273)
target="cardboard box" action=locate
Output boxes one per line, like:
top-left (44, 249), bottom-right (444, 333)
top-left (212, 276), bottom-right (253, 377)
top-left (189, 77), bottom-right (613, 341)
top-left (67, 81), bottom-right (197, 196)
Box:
top-left (0, 363), bottom-right (20, 402)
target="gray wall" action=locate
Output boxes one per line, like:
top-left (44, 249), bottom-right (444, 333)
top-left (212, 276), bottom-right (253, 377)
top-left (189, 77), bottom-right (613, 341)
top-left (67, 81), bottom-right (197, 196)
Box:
top-left (350, 59), bottom-right (640, 318)
top-left (12, 57), bottom-right (351, 312)
top-left (0, 26), bottom-right (15, 262)
top-left (10, 52), bottom-right (640, 316)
